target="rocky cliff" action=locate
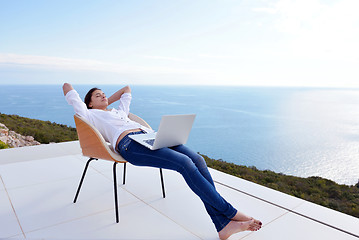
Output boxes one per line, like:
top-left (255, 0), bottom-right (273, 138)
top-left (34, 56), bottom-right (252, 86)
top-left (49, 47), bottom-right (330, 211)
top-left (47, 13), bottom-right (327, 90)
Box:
top-left (0, 123), bottom-right (40, 148)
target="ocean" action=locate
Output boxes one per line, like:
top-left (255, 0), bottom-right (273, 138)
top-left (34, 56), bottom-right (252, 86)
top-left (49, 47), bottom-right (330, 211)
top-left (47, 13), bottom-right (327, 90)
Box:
top-left (1, 85), bottom-right (358, 185)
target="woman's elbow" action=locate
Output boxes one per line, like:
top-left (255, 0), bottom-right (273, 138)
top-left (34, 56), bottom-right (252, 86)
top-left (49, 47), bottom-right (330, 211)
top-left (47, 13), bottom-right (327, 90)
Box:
top-left (62, 83), bottom-right (73, 96)
top-left (124, 85), bottom-right (131, 93)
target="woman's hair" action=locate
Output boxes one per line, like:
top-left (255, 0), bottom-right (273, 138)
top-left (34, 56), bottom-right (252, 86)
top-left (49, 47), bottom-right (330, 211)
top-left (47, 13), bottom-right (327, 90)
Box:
top-left (84, 87), bottom-right (101, 109)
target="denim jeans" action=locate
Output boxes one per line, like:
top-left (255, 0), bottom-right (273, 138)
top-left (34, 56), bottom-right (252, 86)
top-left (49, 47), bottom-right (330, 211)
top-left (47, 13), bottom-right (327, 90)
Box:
top-left (117, 131), bottom-right (237, 232)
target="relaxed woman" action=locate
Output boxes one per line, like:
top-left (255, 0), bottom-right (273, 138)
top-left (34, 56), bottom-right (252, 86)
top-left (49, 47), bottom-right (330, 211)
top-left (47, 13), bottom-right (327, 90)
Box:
top-left (63, 83), bottom-right (261, 239)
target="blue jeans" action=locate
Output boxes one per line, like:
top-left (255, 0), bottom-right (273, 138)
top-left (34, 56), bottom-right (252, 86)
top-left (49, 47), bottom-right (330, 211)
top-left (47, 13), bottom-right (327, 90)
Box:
top-left (117, 131), bottom-right (237, 232)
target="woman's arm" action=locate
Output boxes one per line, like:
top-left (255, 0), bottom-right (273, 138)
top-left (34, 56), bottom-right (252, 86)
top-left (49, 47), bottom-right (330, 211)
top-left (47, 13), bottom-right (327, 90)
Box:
top-left (107, 85), bottom-right (131, 105)
top-left (63, 83), bottom-right (74, 96)
top-left (62, 83), bottom-right (89, 117)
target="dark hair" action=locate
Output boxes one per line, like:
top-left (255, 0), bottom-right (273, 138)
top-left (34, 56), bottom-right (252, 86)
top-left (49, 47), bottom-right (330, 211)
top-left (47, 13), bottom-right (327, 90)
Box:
top-left (84, 87), bottom-right (101, 109)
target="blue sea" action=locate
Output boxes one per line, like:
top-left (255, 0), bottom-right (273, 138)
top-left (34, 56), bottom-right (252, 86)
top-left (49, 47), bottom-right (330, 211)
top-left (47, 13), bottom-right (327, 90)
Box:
top-left (1, 85), bottom-right (358, 185)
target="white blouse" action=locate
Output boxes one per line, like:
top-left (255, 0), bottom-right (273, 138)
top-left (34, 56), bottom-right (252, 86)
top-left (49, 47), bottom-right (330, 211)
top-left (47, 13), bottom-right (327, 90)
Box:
top-left (65, 89), bottom-right (152, 151)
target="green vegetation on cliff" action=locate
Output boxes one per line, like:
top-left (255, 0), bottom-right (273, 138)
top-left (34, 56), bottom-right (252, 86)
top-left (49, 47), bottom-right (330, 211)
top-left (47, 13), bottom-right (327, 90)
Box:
top-left (0, 113), bottom-right (78, 144)
top-left (0, 140), bottom-right (10, 149)
top-left (202, 154), bottom-right (359, 218)
top-left (1, 113), bottom-right (358, 219)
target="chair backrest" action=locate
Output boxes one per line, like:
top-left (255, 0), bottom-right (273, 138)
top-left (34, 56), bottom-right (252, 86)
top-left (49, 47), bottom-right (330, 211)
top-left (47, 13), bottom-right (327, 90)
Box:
top-left (74, 113), bottom-right (151, 162)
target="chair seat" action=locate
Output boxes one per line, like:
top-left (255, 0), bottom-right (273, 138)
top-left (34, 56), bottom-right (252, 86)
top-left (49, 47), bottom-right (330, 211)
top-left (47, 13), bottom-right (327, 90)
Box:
top-left (107, 143), bottom-right (126, 162)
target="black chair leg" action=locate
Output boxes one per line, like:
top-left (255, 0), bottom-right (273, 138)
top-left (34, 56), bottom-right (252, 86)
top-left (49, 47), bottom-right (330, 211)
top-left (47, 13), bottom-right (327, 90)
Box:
top-left (122, 164), bottom-right (165, 198)
top-left (159, 168), bottom-right (166, 198)
top-left (113, 162), bottom-right (119, 223)
top-left (122, 162), bottom-right (127, 185)
top-left (73, 158), bottom-right (97, 203)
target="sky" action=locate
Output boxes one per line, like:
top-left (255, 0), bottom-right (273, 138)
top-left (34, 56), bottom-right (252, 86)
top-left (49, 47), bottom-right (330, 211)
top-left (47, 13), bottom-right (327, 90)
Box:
top-left (0, 0), bottom-right (358, 87)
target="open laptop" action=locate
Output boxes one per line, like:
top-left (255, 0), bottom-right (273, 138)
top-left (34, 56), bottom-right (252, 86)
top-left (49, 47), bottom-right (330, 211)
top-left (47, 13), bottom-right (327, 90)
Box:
top-left (129, 114), bottom-right (196, 150)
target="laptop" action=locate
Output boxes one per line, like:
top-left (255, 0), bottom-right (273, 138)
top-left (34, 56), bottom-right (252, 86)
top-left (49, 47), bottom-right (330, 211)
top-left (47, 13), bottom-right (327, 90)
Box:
top-left (129, 114), bottom-right (196, 150)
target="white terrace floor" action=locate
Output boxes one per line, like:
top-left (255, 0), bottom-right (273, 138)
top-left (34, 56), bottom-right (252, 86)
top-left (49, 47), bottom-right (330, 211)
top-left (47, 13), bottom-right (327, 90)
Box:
top-left (0, 141), bottom-right (358, 240)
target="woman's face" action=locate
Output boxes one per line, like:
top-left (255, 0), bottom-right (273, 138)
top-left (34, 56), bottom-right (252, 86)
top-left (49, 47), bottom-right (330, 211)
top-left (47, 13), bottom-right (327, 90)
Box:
top-left (89, 90), bottom-right (108, 110)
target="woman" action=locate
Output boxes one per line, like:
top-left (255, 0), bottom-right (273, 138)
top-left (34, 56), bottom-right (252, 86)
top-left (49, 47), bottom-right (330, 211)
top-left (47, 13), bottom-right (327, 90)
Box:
top-left (63, 83), bottom-right (261, 239)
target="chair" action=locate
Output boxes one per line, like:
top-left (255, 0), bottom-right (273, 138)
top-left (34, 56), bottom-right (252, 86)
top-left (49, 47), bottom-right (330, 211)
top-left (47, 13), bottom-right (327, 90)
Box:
top-left (73, 113), bottom-right (166, 223)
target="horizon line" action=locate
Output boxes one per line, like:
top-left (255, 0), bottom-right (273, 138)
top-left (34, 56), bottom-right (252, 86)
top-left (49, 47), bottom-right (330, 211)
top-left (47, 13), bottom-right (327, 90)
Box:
top-left (0, 83), bottom-right (359, 90)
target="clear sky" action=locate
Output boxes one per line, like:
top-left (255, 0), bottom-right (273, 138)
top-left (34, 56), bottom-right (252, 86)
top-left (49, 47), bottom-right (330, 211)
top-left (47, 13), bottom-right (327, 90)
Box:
top-left (0, 0), bottom-right (358, 87)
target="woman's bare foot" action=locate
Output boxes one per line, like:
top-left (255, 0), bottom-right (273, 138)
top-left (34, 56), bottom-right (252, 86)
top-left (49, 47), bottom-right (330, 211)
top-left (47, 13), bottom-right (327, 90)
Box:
top-left (218, 219), bottom-right (260, 240)
top-left (231, 211), bottom-right (252, 221)
top-left (232, 211), bottom-right (262, 227)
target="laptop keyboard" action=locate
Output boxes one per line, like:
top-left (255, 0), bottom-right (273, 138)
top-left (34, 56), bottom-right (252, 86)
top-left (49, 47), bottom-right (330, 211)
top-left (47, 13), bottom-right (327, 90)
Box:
top-left (144, 139), bottom-right (155, 146)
